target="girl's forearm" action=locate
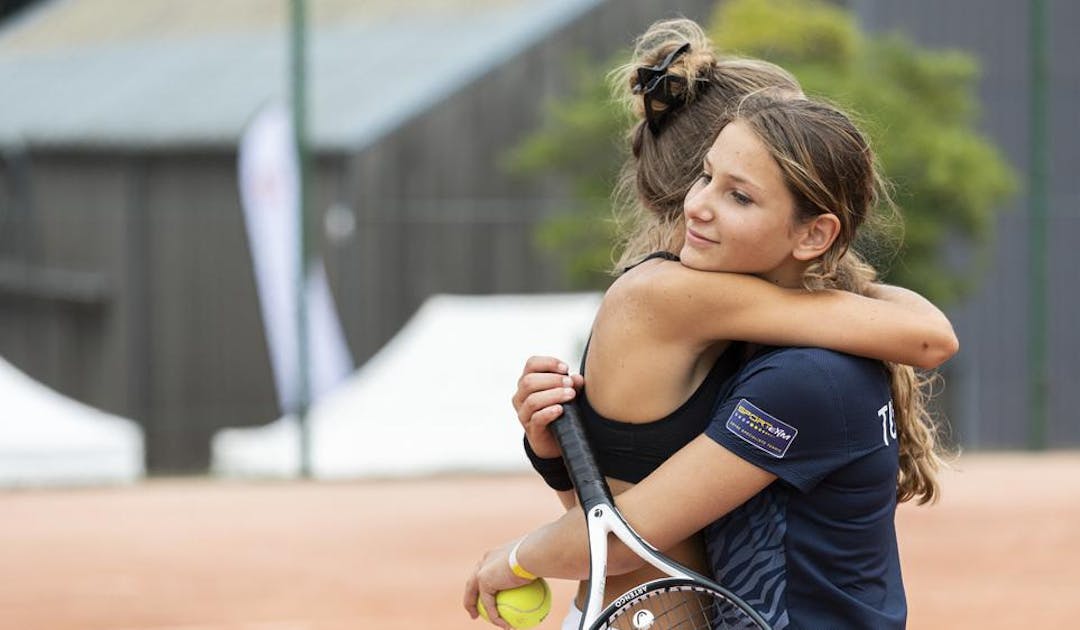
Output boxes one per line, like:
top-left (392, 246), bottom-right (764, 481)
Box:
top-left (516, 511), bottom-right (591, 581)
top-left (865, 283), bottom-right (959, 366)
top-left (516, 502), bottom-right (649, 580)
top-left (867, 283), bottom-right (951, 326)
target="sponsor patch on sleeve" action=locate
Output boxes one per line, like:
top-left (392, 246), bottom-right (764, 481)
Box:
top-left (725, 399), bottom-right (797, 458)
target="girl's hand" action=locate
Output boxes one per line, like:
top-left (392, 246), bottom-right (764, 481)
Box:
top-left (512, 356), bottom-right (583, 459)
top-left (463, 541), bottom-right (532, 628)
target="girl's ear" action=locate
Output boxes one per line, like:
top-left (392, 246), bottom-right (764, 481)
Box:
top-left (792, 213), bottom-right (841, 261)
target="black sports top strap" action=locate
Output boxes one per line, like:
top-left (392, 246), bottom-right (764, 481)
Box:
top-left (579, 342), bottom-right (745, 484)
top-left (621, 250), bottom-right (679, 274)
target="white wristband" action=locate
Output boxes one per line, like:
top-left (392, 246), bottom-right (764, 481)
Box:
top-left (508, 537), bottom-right (538, 580)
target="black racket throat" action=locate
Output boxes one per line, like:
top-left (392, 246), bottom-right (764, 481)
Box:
top-left (550, 403), bottom-right (613, 510)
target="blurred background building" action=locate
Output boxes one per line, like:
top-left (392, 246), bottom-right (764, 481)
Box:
top-left (852, 0), bottom-right (1079, 450)
top-left (0, 0), bottom-right (1075, 474)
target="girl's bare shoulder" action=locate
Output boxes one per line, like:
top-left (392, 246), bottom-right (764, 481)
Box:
top-left (606, 259), bottom-right (753, 309)
top-left (602, 258), bottom-right (679, 310)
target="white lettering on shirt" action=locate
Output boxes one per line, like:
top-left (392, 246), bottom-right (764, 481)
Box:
top-left (877, 400), bottom-right (896, 446)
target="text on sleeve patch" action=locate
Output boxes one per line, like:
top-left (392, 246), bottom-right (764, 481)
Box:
top-left (726, 399), bottom-right (798, 458)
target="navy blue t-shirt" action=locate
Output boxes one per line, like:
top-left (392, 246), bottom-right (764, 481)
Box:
top-left (703, 346), bottom-right (905, 629)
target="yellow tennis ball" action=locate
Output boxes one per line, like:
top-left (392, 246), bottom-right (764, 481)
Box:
top-left (477, 578), bottom-right (552, 629)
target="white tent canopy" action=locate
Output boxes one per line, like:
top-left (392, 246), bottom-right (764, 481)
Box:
top-left (0, 357), bottom-right (144, 487)
top-left (212, 293), bottom-right (601, 478)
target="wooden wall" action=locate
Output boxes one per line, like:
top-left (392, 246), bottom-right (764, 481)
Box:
top-left (0, 0), bottom-right (719, 471)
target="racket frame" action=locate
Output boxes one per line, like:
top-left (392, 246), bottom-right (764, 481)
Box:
top-left (550, 400), bottom-right (769, 630)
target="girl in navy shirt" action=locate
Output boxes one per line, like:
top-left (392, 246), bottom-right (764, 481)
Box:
top-left (468, 78), bottom-right (946, 630)
top-left (466, 19), bottom-right (950, 630)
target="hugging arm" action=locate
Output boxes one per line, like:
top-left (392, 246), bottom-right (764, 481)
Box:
top-left (617, 262), bottom-right (958, 369)
top-left (525, 435), bottom-right (772, 578)
top-left (463, 433), bottom-right (774, 625)
top-left (513, 264), bottom-right (958, 466)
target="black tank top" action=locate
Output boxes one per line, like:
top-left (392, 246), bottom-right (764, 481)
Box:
top-left (579, 251), bottom-right (744, 483)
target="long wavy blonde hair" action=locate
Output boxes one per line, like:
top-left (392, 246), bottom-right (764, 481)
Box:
top-left (718, 95), bottom-right (945, 503)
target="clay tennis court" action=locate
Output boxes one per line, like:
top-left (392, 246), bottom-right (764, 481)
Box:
top-left (2, 452), bottom-right (1077, 629)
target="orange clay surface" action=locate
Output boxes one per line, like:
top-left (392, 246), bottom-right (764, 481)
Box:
top-left (1, 452), bottom-right (1077, 629)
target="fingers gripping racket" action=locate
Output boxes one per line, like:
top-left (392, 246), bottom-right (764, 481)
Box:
top-left (551, 401), bottom-right (770, 630)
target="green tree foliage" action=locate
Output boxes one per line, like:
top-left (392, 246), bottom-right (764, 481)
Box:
top-left (505, 61), bottom-right (632, 287)
top-left (508, 0), bottom-right (1016, 302)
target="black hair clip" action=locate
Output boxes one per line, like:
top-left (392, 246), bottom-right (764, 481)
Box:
top-left (633, 42), bottom-right (692, 134)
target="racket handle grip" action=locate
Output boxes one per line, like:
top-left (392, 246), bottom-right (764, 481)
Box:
top-left (551, 401), bottom-right (614, 511)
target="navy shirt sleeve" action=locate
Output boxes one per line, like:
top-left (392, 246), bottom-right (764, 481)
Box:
top-left (705, 348), bottom-right (889, 493)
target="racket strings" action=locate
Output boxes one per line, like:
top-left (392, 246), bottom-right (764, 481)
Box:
top-left (598, 584), bottom-right (764, 630)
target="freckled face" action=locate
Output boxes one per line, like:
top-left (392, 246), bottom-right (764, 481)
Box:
top-left (679, 121), bottom-right (802, 279)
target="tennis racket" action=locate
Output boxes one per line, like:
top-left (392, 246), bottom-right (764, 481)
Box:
top-left (550, 400), bottom-right (770, 630)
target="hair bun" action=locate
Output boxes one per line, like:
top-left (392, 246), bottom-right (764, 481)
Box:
top-left (615, 18), bottom-right (717, 124)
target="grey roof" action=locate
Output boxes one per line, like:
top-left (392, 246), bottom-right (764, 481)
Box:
top-left (0, 0), bottom-right (602, 151)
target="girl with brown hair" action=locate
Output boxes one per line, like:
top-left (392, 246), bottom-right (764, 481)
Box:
top-left (465, 19), bottom-right (950, 629)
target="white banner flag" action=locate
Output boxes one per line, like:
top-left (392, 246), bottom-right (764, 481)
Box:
top-left (238, 103), bottom-right (353, 413)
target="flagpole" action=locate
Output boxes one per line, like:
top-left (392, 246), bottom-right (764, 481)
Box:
top-left (1027, 0), bottom-right (1048, 451)
top-left (290, 0), bottom-right (312, 477)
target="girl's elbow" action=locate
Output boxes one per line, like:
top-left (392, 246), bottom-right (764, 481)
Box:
top-left (919, 332), bottom-right (960, 369)
top-left (945, 332), bottom-right (960, 357)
